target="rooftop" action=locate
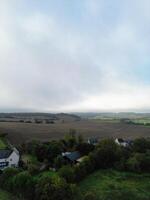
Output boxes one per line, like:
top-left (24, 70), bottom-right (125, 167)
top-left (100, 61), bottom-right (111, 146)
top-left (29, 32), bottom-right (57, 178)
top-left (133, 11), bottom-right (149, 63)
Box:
top-left (0, 149), bottom-right (12, 159)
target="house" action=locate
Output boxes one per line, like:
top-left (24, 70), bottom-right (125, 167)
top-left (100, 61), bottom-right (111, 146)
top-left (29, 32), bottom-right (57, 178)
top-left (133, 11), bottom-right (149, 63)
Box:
top-left (115, 138), bottom-right (132, 147)
top-left (76, 156), bottom-right (87, 163)
top-left (62, 151), bottom-right (81, 164)
top-left (0, 147), bottom-right (20, 170)
top-left (87, 137), bottom-right (98, 145)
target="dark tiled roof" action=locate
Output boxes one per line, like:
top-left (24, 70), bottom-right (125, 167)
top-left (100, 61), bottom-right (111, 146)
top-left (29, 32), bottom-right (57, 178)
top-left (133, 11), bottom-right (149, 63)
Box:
top-left (0, 149), bottom-right (12, 159)
top-left (118, 138), bottom-right (124, 143)
top-left (64, 151), bottom-right (81, 162)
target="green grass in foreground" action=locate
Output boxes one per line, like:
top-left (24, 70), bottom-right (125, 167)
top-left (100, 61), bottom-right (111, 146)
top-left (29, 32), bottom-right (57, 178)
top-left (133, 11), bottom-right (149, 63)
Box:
top-left (0, 189), bottom-right (20, 200)
top-left (22, 154), bottom-right (39, 165)
top-left (0, 138), bottom-right (7, 149)
top-left (79, 169), bottom-right (150, 200)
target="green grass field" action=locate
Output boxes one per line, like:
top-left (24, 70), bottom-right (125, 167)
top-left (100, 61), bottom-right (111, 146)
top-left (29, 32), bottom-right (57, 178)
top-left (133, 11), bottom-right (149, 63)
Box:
top-left (79, 169), bottom-right (150, 200)
top-left (132, 118), bottom-right (150, 125)
top-left (0, 138), bottom-right (7, 149)
top-left (22, 154), bottom-right (39, 165)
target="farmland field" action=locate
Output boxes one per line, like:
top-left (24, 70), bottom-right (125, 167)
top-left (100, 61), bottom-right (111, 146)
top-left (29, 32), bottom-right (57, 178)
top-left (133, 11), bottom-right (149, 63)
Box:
top-left (0, 119), bottom-right (150, 145)
top-left (79, 169), bottom-right (150, 200)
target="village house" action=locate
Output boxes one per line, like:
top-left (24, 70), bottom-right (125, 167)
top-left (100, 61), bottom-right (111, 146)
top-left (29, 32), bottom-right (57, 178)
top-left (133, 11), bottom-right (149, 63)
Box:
top-left (115, 138), bottom-right (132, 147)
top-left (62, 151), bottom-right (81, 164)
top-left (87, 137), bottom-right (98, 145)
top-left (0, 147), bottom-right (20, 170)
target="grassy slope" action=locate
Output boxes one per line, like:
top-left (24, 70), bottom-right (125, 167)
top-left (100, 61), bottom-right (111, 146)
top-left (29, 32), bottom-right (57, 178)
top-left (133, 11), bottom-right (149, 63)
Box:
top-left (0, 138), bottom-right (7, 149)
top-left (79, 169), bottom-right (150, 200)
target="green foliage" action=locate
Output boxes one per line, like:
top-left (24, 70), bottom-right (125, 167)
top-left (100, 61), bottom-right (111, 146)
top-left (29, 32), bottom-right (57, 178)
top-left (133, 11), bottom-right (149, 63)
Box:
top-left (127, 151), bottom-right (150, 172)
top-left (0, 168), bottom-right (20, 189)
top-left (58, 165), bottom-right (75, 183)
top-left (76, 143), bottom-right (94, 155)
top-left (133, 138), bottom-right (150, 153)
top-left (64, 129), bottom-right (77, 150)
top-left (12, 171), bottom-right (35, 199)
top-left (28, 164), bottom-right (39, 175)
top-left (92, 139), bottom-right (121, 169)
top-left (35, 175), bottom-right (77, 200)
top-left (0, 138), bottom-right (7, 149)
top-left (83, 191), bottom-right (99, 200)
top-left (46, 141), bottom-right (63, 162)
top-left (77, 134), bottom-right (84, 144)
top-left (79, 170), bottom-right (150, 200)
top-left (0, 189), bottom-right (20, 200)
top-left (54, 155), bottom-right (67, 169)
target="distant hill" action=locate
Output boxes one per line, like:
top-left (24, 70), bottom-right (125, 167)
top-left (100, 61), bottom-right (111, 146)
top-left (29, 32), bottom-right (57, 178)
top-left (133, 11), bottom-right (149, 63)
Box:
top-left (0, 112), bottom-right (81, 122)
top-left (74, 112), bottom-right (150, 119)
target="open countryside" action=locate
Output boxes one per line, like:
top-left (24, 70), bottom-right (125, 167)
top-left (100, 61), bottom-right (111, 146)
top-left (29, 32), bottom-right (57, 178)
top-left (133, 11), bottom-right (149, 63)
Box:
top-left (0, 119), bottom-right (150, 145)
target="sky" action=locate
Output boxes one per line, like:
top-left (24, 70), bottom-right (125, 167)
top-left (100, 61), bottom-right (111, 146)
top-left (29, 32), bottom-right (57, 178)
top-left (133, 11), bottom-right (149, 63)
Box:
top-left (0, 0), bottom-right (150, 112)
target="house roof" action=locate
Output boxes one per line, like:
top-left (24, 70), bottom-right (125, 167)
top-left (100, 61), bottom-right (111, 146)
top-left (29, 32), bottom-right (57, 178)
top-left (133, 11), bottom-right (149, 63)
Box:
top-left (88, 137), bottom-right (98, 144)
top-left (0, 149), bottom-right (12, 159)
top-left (117, 138), bottom-right (124, 143)
top-left (64, 151), bottom-right (81, 162)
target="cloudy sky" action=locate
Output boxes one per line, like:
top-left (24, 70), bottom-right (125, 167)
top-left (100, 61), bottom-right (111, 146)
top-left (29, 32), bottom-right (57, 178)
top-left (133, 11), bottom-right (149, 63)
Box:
top-left (0, 0), bottom-right (150, 112)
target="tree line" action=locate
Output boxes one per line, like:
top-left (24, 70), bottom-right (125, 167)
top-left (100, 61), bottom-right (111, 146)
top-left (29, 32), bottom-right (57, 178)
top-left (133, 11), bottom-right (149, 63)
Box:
top-left (0, 132), bottom-right (150, 200)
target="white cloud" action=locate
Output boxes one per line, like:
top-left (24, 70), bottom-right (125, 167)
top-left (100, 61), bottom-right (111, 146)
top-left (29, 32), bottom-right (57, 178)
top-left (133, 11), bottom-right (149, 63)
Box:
top-left (0, 1), bottom-right (150, 112)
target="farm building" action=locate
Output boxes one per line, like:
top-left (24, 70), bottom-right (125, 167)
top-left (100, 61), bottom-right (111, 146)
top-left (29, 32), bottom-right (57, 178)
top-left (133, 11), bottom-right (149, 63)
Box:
top-left (0, 147), bottom-right (20, 170)
top-left (88, 137), bottom-right (98, 145)
top-left (62, 151), bottom-right (81, 164)
top-left (115, 138), bottom-right (132, 147)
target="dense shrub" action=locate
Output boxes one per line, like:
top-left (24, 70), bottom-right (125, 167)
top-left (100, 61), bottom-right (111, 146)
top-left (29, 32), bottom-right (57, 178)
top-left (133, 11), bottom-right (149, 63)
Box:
top-left (76, 143), bottom-right (94, 155)
top-left (127, 151), bottom-right (150, 172)
top-left (83, 191), bottom-right (99, 200)
top-left (91, 139), bottom-right (121, 169)
top-left (35, 175), bottom-right (77, 200)
top-left (0, 167), bottom-right (20, 190)
top-left (58, 165), bottom-right (75, 183)
top-left (12, 171), bottom-right (36, 199)
top-left (132, 138), bottom-right (150, 153)
top-left (54, 155), bottom-right (67, 169)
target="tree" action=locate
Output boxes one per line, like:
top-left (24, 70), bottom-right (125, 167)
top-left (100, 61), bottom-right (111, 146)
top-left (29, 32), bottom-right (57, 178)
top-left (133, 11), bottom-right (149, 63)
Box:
top-left (12, 171), bottom-right (35, 199)
top-left (0, 167), bottom-right (20, 191)
top-left (54, 155), bottom-right (67, 169)
top-left (64, 130), bottom-right (77, 150)
top-left (46, 141), bottom-right (63, 163)
top-left (77, 134), bottom-right (84, 144)
top-left (76, 143), bottom-right (94, 155)
top-left (127, 151), bottom-right (150, 172)
top-left (132, 138), bottom-right (150, 153)
top-left (92, 139), bottom-right (121, 169)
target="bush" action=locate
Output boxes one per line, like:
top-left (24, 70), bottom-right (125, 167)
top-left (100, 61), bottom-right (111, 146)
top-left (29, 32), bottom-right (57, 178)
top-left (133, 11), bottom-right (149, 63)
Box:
top-left (12, 171), bottom-right (36, 199)
top-left (0, 167), bottom-right (20, 190)
top-left (92, 139), bottom-right (121, 169)
top-left (35, 175), bottom-right (77, 200)
top-left (76, 143), bottom-right (94, 155)
top-left (58, 165), bottom-right (75, 183)
top-left (132, 138), bottom-right (150, 153)
top-left (28, 164), bottom-right (39, 175)
top-left (83, 191), bottom-right (98, 200)
top-left (127, 152), bottom-right (150, 172)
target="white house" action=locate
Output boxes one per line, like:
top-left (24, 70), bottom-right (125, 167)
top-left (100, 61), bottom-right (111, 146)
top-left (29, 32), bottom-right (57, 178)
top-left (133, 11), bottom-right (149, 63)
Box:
top-left (115, 138), bottom-right (128, 147)
top-left (0, 147), bottom-right (20, 170)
